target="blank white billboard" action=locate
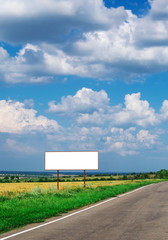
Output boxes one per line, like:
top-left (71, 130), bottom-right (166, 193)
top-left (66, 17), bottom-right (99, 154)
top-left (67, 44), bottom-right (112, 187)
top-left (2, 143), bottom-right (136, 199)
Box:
top-left (45, 151), bottom-right (99, 170)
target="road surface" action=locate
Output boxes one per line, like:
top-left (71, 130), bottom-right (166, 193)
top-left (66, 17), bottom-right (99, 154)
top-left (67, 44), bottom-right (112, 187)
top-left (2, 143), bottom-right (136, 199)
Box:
top-left (1, 182), bottom-right (168, 240)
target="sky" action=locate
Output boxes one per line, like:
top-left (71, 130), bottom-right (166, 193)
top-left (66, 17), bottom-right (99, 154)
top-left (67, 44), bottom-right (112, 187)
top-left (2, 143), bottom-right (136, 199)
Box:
top-left (1, 0), bottom-right (168, 172)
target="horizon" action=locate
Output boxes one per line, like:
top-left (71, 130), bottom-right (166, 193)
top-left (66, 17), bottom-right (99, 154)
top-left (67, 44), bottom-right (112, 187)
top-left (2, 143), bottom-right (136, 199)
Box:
top-left (0, 170), bottom-right (159, 176)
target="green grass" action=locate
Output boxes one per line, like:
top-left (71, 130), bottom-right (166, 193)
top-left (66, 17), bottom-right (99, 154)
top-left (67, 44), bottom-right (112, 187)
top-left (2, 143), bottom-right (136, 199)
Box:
top-left (0, 179), bottom-right (165, 234)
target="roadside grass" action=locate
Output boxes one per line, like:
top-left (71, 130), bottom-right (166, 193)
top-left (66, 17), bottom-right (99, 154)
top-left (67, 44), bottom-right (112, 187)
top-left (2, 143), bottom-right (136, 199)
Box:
top-left (0, 179), bottom-right (159, 197)
top-left (0, 180), bottom-right (130, 196)
top-left (0, 179), bottom-right (165, 234)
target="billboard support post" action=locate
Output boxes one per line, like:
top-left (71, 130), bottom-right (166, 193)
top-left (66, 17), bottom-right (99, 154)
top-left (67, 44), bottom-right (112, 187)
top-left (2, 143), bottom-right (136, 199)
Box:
top-left (84, 170), bottom-right (86, 189)
top-left (57, 170), bottom-right (59, 190)
top-left (45, 151), bottom-right (99, 191)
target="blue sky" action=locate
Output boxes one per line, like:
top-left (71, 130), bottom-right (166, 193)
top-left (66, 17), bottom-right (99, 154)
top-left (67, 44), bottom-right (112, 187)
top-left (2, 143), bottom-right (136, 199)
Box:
top-left (1, 0), bottom-right (168, 172)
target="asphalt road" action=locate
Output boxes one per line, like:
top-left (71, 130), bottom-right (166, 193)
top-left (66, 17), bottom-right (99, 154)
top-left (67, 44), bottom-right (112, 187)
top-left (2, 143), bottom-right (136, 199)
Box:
top-left (1, 182), bottom-right (168, 240)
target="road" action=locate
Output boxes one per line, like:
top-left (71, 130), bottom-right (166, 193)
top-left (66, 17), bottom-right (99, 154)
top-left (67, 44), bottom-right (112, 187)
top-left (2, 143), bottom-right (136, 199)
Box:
top-left (1, 182), bottom-right (168, 240)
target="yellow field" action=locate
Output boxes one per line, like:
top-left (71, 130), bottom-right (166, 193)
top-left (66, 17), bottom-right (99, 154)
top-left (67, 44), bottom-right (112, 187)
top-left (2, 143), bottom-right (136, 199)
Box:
top-left (0, 180), bottom-right (136, 196)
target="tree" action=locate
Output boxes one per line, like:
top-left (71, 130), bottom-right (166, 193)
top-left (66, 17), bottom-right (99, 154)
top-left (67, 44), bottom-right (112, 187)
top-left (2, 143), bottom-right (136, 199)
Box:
top-left (4, 176), bottom-right (9, 180)
top-left (156, 169), bottom-right (168, 179)
top-left (123, 175), bottom-right (127, 180)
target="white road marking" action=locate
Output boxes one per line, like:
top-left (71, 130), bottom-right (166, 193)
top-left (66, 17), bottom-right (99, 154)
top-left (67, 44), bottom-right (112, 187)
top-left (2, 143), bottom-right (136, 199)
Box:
top-left (0, 183), bottom-right (154, 240)
top-left (118, 184), bottom-right (153, 197)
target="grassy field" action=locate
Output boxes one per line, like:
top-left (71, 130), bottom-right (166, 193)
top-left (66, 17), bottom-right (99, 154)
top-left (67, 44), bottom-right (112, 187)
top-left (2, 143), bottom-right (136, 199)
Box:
top-left (0, 179), bottom-right (165, 234)
top-left (0, 179), bottom-right (150, 196)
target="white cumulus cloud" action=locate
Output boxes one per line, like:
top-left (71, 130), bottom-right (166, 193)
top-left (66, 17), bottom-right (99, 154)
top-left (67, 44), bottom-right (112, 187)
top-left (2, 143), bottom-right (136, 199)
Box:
top-left (0, 89), bottom-right (165, 156)
top-left (48, 88), bottom-right (168, 129)
top-left (114, 92), bottom-right (159, 127)
top-left (0, 99), bottom-right (60, 134)
top-left (48, 87), bottom-right (110, 114)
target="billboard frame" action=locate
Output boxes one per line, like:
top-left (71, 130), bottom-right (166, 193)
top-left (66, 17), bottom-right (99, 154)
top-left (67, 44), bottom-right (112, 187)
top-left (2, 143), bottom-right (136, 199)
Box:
top-left (44, 151), bottom-right (99, 189)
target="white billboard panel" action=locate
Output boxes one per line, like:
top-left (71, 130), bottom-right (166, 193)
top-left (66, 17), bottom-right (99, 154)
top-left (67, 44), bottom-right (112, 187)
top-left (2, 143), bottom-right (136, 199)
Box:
top-left (45, 151), bottom-right (99, 170)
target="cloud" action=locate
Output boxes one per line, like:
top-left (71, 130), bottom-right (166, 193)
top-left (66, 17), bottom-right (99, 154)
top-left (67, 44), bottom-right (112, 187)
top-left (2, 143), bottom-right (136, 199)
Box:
top-left (136, 129), bottom-right (158, 147)
top-left (114, 92), bottom-right (159, 127)
top-left (103, 127), bottom-right (138, 156)
top-left (133, 0), bottom-right (168, 48)
top-left (48, 87), bottom-right (118, 126)
top-left (0, 47), bottom-right (9, 60)
top-left (149, 0), bottom-right (168, 20)
top-left (160, 100), bottom-right (168, 120)
top-left (0, 44), bottom-right (48, 83)
top-left (47, 88), bottom-right (167, 155)
top-left (103, 127), bottom-right (159, 155)
top-left (1, 0), bottom-right (168, 83)
top-left (48, 87), bottom-right (110, 114)
top-left (0, 43), bottom-right (88, 83)
top-left (0, 99), bottom-right (60, 134)
top-left (47, 126), bottom-right (106, 151)
top-left (71, 5), bottom-right (168, 79)
top-left (0, 89), bottom-right (165, 156)
top-left (48, 88), bottom-right (168, 128)
top-left (46, 125), bottom-right (159, 156)
top-left (0, 0), bottom-right (127, 44)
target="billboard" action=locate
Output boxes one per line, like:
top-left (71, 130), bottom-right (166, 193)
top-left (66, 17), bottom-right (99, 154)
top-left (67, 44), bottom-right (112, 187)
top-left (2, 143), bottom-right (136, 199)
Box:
top-left (45, 151), bottom-right (99, 170)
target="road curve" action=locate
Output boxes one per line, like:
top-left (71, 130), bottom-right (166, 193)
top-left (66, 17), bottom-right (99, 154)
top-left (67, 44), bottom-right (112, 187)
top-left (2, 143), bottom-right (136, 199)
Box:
top-left (1, 182), bottom-right (168, 240)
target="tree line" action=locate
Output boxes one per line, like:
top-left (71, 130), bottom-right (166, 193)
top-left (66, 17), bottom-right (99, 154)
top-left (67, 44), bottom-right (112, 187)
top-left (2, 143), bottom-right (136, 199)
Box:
top-left (1, 169), bottom-right (168, 183)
